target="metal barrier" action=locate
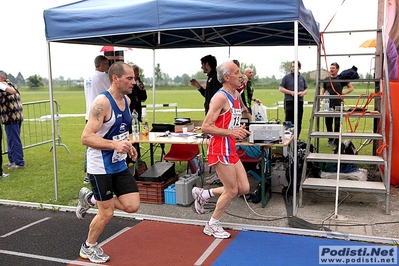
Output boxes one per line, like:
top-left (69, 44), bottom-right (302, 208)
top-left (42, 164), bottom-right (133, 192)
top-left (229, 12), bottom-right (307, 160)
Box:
top-left (275, 101), bottom-right (314, 120)
top-left (1, 100), bottom-right (69, 154)
top-left (142, 103), bottom-right (178, 118)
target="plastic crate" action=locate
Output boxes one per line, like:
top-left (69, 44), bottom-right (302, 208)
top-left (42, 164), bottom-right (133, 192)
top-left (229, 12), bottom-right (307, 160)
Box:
top-left (164, 184), bottom-right (176, 205)
top-left (137, 175), bottom-right (178, 204)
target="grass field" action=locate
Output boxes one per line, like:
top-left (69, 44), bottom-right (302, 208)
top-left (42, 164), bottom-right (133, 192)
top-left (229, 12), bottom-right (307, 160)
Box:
top-left (0, 84), bottom-right (377, 206)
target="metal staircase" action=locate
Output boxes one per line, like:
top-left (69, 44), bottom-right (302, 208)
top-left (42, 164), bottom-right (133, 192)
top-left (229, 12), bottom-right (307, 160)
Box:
top-left (298, 29), bottom-right (392, 214)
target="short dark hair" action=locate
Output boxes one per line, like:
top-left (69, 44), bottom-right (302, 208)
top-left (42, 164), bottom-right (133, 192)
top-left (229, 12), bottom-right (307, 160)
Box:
top-left (291, 61), bottom-right (301, 68)
top-left (331, 62), bottom-right (340, 69)
top-left (94, 55), bottom-right (108, 68)
top-left (201, 55), bottom-right (217, 69)
top-left (233, 59), bottom-right (240, 67)
top-left (108, 62), bottom-right (131, 83)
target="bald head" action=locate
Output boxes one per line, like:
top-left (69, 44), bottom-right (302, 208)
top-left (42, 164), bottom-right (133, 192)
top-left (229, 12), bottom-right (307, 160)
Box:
top-left (244, 68), bottom-right (253, 80)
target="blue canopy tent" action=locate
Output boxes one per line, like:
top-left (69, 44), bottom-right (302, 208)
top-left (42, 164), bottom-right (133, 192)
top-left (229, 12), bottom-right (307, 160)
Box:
top-left (43, 0), bottom-right (320, 211)
top-left (44, 0), bottom-right (319, 47)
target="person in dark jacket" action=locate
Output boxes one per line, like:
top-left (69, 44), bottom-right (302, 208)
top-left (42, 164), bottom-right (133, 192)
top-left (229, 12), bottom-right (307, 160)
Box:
top-left (190, 55), bottom-right (222, 114)
top-left (126, 64), bottom-right (147, 161)
top-left (241, 67), bottom-right (261, 115)
top-left (127, 64), bottom-right (147, 123)
top-left (0, 70), bottom-right (25, 170)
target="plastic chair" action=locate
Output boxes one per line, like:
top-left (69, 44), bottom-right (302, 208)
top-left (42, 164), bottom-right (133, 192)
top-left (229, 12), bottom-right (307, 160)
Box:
top-left (164, 144), bottom-right (200, 173)
top-left (237, 147), bottom-right (262, 181)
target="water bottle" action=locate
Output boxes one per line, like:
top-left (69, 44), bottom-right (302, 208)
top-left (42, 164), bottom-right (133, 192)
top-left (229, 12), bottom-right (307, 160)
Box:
top-left (323, 91), bottom-right (330, 111)
top-left (141, 108), bottom-right (149, 136)
top-left (131, 109), bottom-right (139, 136)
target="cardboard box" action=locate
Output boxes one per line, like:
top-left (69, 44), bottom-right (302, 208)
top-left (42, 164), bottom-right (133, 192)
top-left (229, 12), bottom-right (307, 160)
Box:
top-left (192, 120), bottom-right (204, 127)
top-left (174, 122), bottom-right (194, 132)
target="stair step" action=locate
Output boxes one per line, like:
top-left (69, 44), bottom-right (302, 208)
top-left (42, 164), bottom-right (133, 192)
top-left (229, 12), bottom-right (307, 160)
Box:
top-left (313, 111), bottom-right (381, 118)
top-left (310, 132), bottom-right (383, 140)
top-left (306, 153), bottom-right (384, 164)
top-left (302, 178), bottom-right (386, 193)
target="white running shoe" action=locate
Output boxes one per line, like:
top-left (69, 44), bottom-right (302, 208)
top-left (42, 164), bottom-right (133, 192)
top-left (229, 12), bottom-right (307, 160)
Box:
top-left (76, 187), bottom-right (94, 219)
top-left (192, 187), bottom-right (207, 214)
top-left (4, 162), bottom-right (14, 168)
top-left (79, 243), bottom-right (110, 263)
top-left (0, 173), bottom-right (10, 179)
top-left (203, 222), bottom-right (231, 239)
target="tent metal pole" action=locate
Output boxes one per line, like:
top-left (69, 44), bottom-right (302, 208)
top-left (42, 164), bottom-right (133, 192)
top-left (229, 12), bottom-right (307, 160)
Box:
top-left (152, 49), bottom-right (156, 122)
top-left (292, 21), bottom-right (299, 215)
top-left (46, 41), bottom-right (59, 201)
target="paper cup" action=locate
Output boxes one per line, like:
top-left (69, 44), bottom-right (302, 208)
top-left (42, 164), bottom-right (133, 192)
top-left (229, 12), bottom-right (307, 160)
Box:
top-left (182, 127), bottom-right (188, 134)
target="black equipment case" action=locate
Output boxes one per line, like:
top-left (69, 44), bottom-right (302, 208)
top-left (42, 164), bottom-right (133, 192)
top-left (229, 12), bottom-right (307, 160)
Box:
top-left (138, 162), bottom-right (176, 182)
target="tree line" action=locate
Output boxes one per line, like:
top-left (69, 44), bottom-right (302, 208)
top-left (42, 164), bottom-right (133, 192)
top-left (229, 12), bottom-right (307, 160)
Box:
top-left (8, 61), bottom-right (371, 89)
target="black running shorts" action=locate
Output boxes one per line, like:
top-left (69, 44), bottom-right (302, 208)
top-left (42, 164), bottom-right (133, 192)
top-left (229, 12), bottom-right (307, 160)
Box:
top-left (87, 169), bottom-right (139, 201)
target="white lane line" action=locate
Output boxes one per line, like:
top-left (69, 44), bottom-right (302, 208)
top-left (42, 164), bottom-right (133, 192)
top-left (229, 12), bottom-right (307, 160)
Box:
top-left (71, 227), bottom-right (131, 264)
top-left (194, 238), bottom-right (223, 265)
top-left (0, 250), bottom-right (100, 265)
top-left (1, 217), bottom-right (51, 238)
top-left (99, 227), bottom-right (131, 246)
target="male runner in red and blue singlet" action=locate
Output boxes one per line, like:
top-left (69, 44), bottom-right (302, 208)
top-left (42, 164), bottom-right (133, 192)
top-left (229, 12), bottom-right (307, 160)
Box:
top-left (192, 60), bottom-right (251, 239)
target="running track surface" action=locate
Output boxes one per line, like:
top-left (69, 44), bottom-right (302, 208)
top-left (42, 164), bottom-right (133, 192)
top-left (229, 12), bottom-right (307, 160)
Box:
top-left (1, 205), bottom-right (397, 266)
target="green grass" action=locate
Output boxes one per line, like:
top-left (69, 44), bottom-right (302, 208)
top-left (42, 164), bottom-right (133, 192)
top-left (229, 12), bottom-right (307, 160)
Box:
top-left (0, 84), bottom-right (376, 205)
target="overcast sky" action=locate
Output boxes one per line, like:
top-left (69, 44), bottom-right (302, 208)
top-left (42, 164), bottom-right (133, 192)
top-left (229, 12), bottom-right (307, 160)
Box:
top-left (1, 0), bottom-right (378, 80)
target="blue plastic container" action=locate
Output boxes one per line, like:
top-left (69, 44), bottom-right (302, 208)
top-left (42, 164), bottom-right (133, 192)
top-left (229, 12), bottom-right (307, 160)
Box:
top-left (164, 184), bottom-right (176, 205)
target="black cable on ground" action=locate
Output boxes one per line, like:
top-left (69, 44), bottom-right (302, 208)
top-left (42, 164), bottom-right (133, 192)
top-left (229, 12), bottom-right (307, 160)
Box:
top-left (282, 187), bottom-right (332, 231)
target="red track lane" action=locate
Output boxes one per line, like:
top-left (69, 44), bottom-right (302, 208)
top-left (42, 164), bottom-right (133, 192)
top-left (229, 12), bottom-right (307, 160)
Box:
top-left (71, 220), bottom-right (238, 266)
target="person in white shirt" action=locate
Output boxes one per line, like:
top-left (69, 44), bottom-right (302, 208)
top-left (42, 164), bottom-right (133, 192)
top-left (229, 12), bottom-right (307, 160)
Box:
top-left (84, 55), bottom-right (110, 120)
top-left (83, 55), bottom-right (110, 184)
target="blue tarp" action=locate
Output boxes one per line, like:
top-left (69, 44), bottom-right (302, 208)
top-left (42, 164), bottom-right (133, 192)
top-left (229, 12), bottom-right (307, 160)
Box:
top-left (43, 0), bottom-right (320, 48)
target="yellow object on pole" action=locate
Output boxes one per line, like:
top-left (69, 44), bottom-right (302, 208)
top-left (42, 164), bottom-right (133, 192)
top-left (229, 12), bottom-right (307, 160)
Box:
top-left (359, 38), bottom-right (376, 48)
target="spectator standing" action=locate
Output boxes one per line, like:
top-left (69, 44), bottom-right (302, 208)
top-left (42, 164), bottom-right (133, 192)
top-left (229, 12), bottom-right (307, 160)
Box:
top-left (76, 62), bottom-right (139, 263)
top-left (0, 72), bottom-right (17, 177)
top-left (84, 55), bottom-right (110, 121)
top-left (279, 61), bottom-right (308, 137)
top-left (241, 68), bottom-right (261, 115)
top-left (83, 55), bottom-right (110, 184)
top-left (127, 65), bottom-right (147, 124)
top-left (322, 62), bottom-right (354, 146)
top-left (190, 55), bottom-right (222, 114)
top-left (191, 60), bottom-right (250, 238)
top-left (232, 59), bottom-right (249, 118)
top-left (232, 60), bottom-right (247, 94)
top-left (127, 64), bottom-right (147, 161)
top-left (0, 71), bottom-right (25, 170)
